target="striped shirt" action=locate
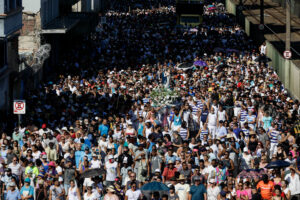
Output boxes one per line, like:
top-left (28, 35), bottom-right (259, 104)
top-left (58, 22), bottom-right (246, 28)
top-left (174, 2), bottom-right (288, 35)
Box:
top-left (191, 104), bottom-right (199, 115)
top-left (143, 98), bottom-right (149, 104)
top-left (270, 130), bottom-right (280, 143)
top-left (197, 100), bottom-right (204, 111)
top-left (200, 129), bottom-right (209, 140)
top-left (247, 106), bottom-right (255, 113)
top-left (240, 110), bottom-right (248, 122)
top-left (242, 128), bottom-right (250, 138)
top-left (179, 128), bottom-right (188, 140)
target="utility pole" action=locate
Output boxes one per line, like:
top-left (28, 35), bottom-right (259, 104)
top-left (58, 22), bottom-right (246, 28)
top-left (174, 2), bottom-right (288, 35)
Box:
top-left (260, 0), bottom-right (264, 25)
top-left (285, 0), bottom-right (291, 90)
top-left (286, 0), bottom-right (291, 51)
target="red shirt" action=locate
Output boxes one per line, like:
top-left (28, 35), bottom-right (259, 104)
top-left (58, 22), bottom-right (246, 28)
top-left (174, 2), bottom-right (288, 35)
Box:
top-left (162, 167), bottom-right (177, 181)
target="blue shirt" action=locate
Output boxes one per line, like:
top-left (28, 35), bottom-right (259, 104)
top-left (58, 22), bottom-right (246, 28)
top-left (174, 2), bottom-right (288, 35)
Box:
top-left (173, 115), bottom-right (182, 126)
top-left (75, 151), bottom-right (84, 168)
top-left (189, 184), bottom-right (207, 200)
top-left (217, 126), bottom-right (227, 142)
top-left (80, 153), bottom-right (92, 163)
top-left (138, 123), bottom-right (144, 136)
top-left (98, 124), bottom-right (109, 136)
top-left (263, 116), bottom-right (273, 130)
top-left (20, 186), bottom-right (34, 200)
top-left (7, 189), bottom-right (21, 200)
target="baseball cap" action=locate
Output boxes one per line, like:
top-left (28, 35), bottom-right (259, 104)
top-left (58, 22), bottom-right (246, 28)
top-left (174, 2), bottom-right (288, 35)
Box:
top-left (108, 155), bottom-right (114, 159)
top-left (25, 178), bottom-right (31, 183)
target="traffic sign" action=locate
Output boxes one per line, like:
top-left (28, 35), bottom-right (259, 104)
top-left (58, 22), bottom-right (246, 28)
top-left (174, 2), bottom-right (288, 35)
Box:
top-left (13, 100), bottom-right (26, 114)
top-left (283, 50), bottom-right (292, 59)
top-left (258, 24), bottom-right (264, 30)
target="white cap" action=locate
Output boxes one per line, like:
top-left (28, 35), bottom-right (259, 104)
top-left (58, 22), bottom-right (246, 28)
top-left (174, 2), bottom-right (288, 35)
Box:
top-left (155, 169), bottom-right (160, 173)
top-left (243, 147), bottom-right (248, 152)
top-left (209, 178), bottom-right (215, 183)
top-left (59, 177), bottom-right (63, 182)
top-left (108, 155), bottom-right (114, 159)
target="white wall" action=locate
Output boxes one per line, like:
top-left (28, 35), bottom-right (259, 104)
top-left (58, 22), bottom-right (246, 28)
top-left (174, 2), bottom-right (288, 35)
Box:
top-left (23, 0), bottom-right (41, 13)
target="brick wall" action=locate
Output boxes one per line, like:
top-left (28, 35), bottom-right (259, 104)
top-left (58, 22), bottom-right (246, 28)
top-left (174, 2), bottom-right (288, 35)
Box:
top-left (20, 12), bottom-right (41, 36)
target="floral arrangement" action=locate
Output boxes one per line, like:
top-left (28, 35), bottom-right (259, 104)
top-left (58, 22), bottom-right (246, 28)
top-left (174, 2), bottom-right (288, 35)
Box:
top-left (150, 86), bottom-right (181, 107)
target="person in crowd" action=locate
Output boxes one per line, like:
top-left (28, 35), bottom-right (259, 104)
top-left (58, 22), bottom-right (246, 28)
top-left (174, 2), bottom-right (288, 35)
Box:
top-left (0, 1), bottom-right (299, 200)
top-left (125, 182), bottom-right (142, 200)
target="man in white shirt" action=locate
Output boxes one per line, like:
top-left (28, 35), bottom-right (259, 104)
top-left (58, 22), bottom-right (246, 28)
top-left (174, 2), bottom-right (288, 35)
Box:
top-left (175, 174), bottom-right (190, 200)
top-left (105, 155), bottom-right (118, 186)
top-left (216, 121), bottom-right (227, 142)
top-left (8, 157), bottom-right (22, 179)
top-left (90, 154), bottom-right (101, 169)
top-left (207, 108), bottom-right (217, 139)
top-left (285, 167), bottom-right (300, 199)
top-left (207, 179), bottom-right (220, 200)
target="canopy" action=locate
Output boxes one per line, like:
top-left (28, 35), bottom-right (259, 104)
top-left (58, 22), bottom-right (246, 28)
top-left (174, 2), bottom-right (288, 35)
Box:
top-left (194, 60), bottom-right (207, 66)
top-left (141, 182), bottom-right (169, 199)
top-left (265, 160), bottom-right (291, 169)
top-left (80, 168), bottom-right (105, 179)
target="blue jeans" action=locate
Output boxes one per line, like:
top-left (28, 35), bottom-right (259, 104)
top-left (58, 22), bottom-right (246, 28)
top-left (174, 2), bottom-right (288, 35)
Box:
top-left (64, 184), bottom-right (70, 195)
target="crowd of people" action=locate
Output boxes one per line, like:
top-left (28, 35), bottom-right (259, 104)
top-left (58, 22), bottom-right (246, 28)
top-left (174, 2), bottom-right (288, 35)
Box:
top-left (1, 0), bottom-right (300, 200)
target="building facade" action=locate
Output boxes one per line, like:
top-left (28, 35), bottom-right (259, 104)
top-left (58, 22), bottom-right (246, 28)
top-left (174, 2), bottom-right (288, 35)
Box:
top-left (0, 0), bottom-right (22, 112)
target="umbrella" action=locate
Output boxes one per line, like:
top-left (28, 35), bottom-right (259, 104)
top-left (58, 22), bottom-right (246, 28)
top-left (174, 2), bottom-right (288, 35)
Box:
top-left (226, 48), bottom-right (239, 53)
top-left (254, 55), bottom-right (272, 63)
top-left (217, 63), bottom-right (230, 70)
top-left (190, 28), bottom-right (198, 32)
top-left (265, 160), bottom-right (291, 169)
top-left (194, 60), bottom-right (207, 66)
top-left (175, 63), bottom-right (194, 71)
top-left (213, 47), bottom-right (225, 52)
top-left (237, 169), bottom-right (265, 179)
top-left (80, 168), bottom-right (106, 179)
top-left (141, 182), bottom-right (169, 199)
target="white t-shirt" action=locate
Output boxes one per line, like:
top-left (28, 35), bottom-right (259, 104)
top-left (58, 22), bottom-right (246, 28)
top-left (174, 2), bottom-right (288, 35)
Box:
top-left (175, 183), bottom-right (190, 200)
top-left (8, 163), bottom-right (22, 176)
top-left (285, 173), bottom-right (300, 195)
top-left (217, 110), bottom-right (226, 121)
top-left (83, 192), bottom-right (97, 200)
top-left (208, 113), bottom-right (217, 126)
top-left (99, 140), bottom-right (108, 151)
top-left (125, 189), bottom-right (142, 200)
top-left (105, 161), bottom-right (118, 181)
top-left (207, 186), bottom-right (220, 200)
top-left (204, 165), bottom-right (217, 181)
top-left (56, 166), bottom-right (63, 176)
top-left (90, 159), bottom-right (101, 169)
top-left (32, 151), bottom-right (41, 161)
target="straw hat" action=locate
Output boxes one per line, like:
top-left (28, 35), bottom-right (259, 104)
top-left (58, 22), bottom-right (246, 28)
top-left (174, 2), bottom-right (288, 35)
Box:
top-left (107, 185), bottom-right (115, 192)
top-left (177, 174), bottom-right (185, 181)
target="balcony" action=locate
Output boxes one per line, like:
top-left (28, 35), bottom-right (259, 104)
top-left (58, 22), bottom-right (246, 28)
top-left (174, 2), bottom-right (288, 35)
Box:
top-left (0, 7), bottom-right (23, 38)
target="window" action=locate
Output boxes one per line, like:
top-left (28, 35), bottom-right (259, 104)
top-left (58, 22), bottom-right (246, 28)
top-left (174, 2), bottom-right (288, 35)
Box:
top-left (0, 40), bottom-right (7, 69)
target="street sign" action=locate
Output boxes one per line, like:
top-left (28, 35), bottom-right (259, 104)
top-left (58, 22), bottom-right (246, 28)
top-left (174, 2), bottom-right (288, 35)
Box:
top-left (283, 50), bottom-right (292, 59)
top-left (258, 24), bottom-right (264, 30)
top-left (13, 100), bottom-right (26, 114)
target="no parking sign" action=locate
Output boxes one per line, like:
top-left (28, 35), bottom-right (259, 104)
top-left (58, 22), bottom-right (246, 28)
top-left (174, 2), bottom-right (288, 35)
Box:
top-left (13, 100), bottom-right (26, 114)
